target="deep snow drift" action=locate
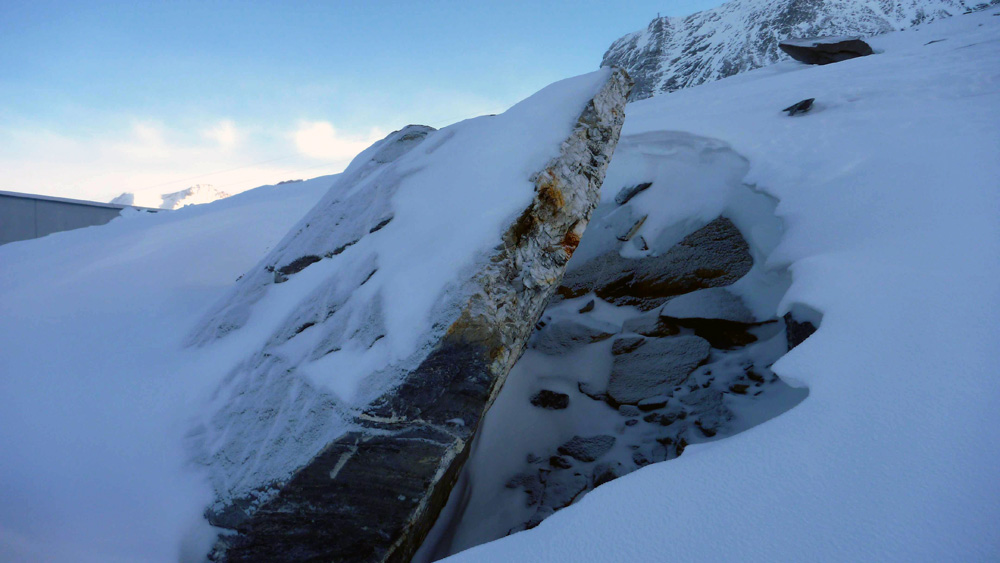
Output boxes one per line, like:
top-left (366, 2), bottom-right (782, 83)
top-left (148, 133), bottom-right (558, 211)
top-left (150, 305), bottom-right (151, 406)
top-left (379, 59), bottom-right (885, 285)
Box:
top-left (0, 178), bottom-right (332, 561)
top-left (446, 8), bottom-right (1000, 562)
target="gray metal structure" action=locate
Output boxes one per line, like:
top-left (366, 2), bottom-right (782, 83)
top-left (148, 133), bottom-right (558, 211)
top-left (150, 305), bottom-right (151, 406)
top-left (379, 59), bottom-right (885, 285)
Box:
top-left (0, 190), bottom-right (161, 246)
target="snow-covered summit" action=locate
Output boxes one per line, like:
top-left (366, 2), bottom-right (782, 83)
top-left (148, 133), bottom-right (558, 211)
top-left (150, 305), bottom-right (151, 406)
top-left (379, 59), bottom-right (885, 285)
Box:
top-left (110, 184), bottom-right (231, 210)
top-left (602, 0), bottom-right (988, 100)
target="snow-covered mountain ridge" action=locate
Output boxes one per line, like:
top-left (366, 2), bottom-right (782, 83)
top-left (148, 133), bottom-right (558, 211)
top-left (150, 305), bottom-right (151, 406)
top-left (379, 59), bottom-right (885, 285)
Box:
top-left (110, 184), bottom-right (231, 209)
top-left (602, 0), bottom-right (995, 100)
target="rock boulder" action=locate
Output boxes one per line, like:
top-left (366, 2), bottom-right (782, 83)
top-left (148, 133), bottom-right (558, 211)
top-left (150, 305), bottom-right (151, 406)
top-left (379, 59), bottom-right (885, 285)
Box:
top-left (779, 36), bottom-right (874, 65)
top-left (192, 68), bottom-right (632, 563)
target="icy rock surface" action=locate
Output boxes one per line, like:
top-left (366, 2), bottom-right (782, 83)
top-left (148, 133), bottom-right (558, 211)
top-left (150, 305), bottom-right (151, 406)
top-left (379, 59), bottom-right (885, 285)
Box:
top-left (190, 68), bottom-right (631, 562)
top-left (601, 0), bottom-right (977, 100)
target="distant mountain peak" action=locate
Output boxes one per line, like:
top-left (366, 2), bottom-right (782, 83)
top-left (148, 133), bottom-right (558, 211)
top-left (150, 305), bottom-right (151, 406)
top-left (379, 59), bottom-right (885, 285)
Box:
top-left (602, 0), bottom-right (987, 101)
top-left (110, 184), bottom-right (232, 210)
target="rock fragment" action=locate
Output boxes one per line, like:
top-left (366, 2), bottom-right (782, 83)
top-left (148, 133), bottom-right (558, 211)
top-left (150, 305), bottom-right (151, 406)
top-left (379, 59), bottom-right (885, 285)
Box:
top-left (557, 435), bottom-right (616, 462)
top-left (779, 36), bottom-right (873, 65)
top-left (607, 335), bottom-right (711, 405)
top-left (530, 390), bottom-right (570, 410)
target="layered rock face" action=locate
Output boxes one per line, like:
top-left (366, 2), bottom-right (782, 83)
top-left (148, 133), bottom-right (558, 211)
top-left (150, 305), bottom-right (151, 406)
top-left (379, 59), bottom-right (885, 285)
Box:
top-left (601, 0), bottom-right (976, 100)
top-left (187, 68), bottom-right (631, 562)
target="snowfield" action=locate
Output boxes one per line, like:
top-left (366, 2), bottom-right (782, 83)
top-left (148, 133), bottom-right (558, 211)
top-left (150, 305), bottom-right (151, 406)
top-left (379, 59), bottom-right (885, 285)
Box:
top-left (1, 7), bottom-right (998, 562)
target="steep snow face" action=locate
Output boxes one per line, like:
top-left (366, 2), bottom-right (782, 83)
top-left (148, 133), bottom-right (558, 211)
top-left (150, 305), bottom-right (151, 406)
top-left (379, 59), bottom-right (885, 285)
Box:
top-left (602, 0), bottom-right (988, 100)
top-left (448, 8), bottom-right (1000, 562)
top-left (0, 178), bottom-right (332, 562)
top-left (110, 184), bottom-right (231, 209)
top-left (186, 69), bottom-right (629, 541)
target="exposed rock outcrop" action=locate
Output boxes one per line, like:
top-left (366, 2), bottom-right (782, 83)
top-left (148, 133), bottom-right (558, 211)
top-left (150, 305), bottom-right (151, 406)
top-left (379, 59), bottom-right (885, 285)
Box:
top-left (779, 36), bottom-right (873, 65)
top-left (191, 69), bottom-right (632, 563)
top-left (557, 217), bottom-right (753, 309)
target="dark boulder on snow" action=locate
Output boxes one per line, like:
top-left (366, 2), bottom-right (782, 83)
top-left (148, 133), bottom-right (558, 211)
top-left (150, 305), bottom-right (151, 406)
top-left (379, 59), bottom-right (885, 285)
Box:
top-left (779, 36), bottom-right (873, 65)
top-left (557, 435), bottom-right (616, 462)
top-left (613, 181), bottom-right (653, 205)
top-left (784, 311), bottom-right (818, 350)
top-left (531, 390), bottom-right (570, 410)
top-left (606, 335), bottom-right (711, 405)
top-left (782, 98), bottom-right (815, 116)
top-left (191, 68), bottom-right (633, 563)
top-left (557, 217), bottom-right (753, 310)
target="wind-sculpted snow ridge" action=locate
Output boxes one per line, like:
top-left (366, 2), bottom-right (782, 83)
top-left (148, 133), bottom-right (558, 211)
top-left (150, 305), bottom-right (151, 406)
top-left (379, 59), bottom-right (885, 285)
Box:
top-left (601, 0), bottom-right (989, 100)
top-left (188, 67), bottom-right (631, 562)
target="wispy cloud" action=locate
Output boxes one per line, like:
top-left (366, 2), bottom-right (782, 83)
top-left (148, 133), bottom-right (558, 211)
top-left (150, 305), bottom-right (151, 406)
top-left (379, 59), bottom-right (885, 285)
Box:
top-left (201, 120), bottom-right (241, 151)
top-left (291, 121), bottom-right (385, 161)
top-left (0, 119), bottom-right (381, 203)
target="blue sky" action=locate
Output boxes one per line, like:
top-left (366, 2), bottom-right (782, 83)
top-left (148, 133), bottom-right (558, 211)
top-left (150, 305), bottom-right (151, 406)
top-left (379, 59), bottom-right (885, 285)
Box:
top-left (1, 0), bottom-right (724, 202)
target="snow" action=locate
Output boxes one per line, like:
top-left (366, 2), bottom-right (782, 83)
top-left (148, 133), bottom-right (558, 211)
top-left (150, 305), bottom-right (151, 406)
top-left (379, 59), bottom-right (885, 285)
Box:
top-left (445, 9), bottom-right (1000, 562)
top-left (0, 177), bottom-right (331, 561)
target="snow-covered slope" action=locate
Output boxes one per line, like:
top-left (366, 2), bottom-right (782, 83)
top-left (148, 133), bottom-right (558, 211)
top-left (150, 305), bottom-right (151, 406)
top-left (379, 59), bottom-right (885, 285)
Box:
top-left (449, 8), bottom-right (1000, 561)
top-left (602, 0), bottom-right (990, 100)
top-left (110, 184), bottom-right (231, 209)
top-left (0, 178), bottom-right (331, 562)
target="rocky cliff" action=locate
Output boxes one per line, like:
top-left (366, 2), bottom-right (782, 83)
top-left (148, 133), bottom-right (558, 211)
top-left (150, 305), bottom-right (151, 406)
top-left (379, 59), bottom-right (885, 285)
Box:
top-left (601, 0), bottom-right (987, 100)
